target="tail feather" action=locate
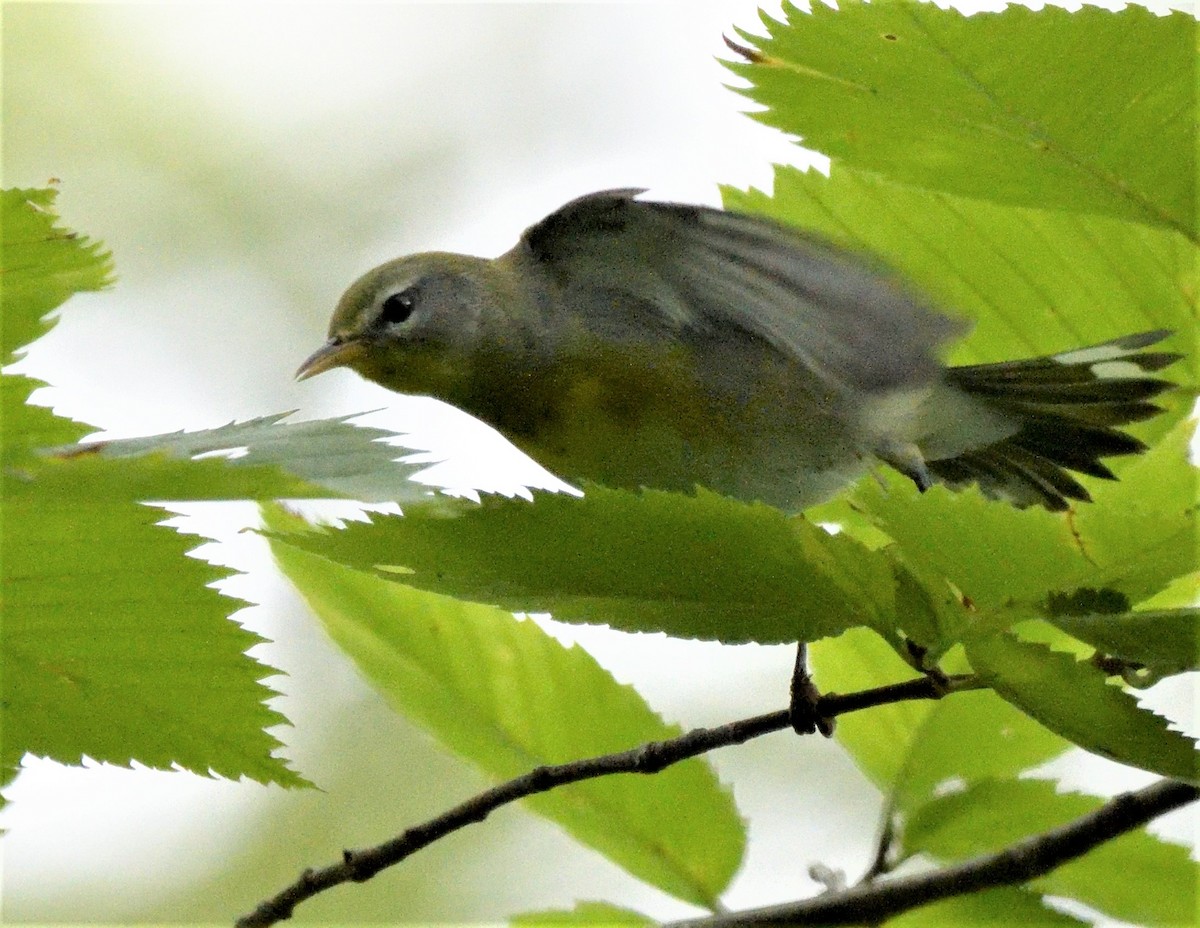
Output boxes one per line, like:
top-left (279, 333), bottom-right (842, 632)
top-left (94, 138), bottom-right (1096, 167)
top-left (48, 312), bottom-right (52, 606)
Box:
top-left (929, 447), bottom-right (1091, 510)
top-left (958, 377), bottom-right (1168, 404)
top-left (1010, 424), bottom-right (1122, 480)
top-left (999, 445), bottom-right (1093, 503)
top-left (1008, 400), bottom-right (1165, 428)
top-left (1012, 419), bottom-right (1146, 461)
top-left (928, 330), bottom-right (1181, 511)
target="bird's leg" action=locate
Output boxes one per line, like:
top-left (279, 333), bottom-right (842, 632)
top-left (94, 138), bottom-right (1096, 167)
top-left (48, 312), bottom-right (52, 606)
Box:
top-left (789, 642), bottom-right (836, 737)
top-left (905, 639), bottom-right (950, 694)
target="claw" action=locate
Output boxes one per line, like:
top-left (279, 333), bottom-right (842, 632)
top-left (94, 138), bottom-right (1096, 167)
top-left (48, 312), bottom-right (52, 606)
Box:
top-left (877, 440), bottom-right (934, 492)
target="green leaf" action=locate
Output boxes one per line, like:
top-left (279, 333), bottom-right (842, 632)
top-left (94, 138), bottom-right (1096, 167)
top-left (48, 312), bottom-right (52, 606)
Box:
top-left (272, 484), bottom-right (902, 645)
top-left (512, 902), bottom-right (654, 927)
top-left (1048, 609), bottom-right (1200, 686)
top-left (2, 188), bottom-right (302, 788)
top-left (5, 394), bottom-right (304, 786)
top-left (728, 2), bottom-right (1195, 236)
top-left (850, 474), bottom-right (1077, 609)
top-left (802, 494), bottom-right (894, 550)
top-left (887, 886), bottom-right (1087, 928)
top-left (965, 633), bottom-right (1198, 783)
top-left (270, 541), bottom-right (746, 908)
top-left (891, 687), bottom-right (1069, 817)
top-left (3, 374), bottom-right (92, 461)
top-left (64, 412), bottom-right (442, 505)
top-left (814, 630), bottom-right (1069, 820)
top-left (1072, 416), bottom-right (1199, 603)
top-left (844, 416), bottom-right (1197, 611)
top-left (810, 627), bottom-right (933, 792)
top-left (1, 186), bottom-right (113, 362)
top-left (889, 557), bottom-right (968, 658)
top-left (3, 478), bottom-right (303, 786)
top-left (724, 164), bottom-right (1197, 388)
top-left (905, 779), bottom-right (1199, 927)
top-left (1044, 587), bottom-right (1131, 616)
top-left (1139, 571), bottom-right (1200, 611)
top-left (8, 377), bottom-right (325, 504)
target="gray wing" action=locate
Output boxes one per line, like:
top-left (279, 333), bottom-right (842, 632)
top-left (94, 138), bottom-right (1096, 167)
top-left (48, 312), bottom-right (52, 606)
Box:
top-left (512, 189), bottom-right (966, 393)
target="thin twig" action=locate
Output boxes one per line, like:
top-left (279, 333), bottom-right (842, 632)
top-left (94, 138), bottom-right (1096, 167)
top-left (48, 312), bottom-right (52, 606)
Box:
top-left (664, 779), bottom-right (1200, 928)
top-left (236, 673), bottom-right (975, 927)
top-left (859, 803), bottom-right (898, 885)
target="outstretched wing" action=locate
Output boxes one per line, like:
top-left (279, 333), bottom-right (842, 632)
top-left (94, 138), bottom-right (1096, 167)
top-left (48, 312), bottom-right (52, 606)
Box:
top-left (510, 189), bottom-right (966, 394)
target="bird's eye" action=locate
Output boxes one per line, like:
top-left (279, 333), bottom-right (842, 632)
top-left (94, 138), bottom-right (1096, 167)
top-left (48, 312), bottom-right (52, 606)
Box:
top-left (380, 289), bottom-right (417, 326)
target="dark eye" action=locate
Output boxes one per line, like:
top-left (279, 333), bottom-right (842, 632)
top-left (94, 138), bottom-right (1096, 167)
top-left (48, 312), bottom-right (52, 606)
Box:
top-left (380, 289), bottom-right (417, 325)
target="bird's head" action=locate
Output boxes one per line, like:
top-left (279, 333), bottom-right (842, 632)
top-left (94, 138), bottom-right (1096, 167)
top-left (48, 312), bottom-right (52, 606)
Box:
top-left (296, 252), bottom-right (511, 397)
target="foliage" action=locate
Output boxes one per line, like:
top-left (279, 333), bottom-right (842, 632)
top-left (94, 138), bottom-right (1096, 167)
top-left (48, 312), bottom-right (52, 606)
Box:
top-left (721, 163), bottom-right (1197, 399)
top-left (268, 484), bottom-right (906, 645)
top-left (905, 778), bottom-right (1197, 926)
top-left (1, 189), bottom-right (312, 792)
top-left (6, 1), bottom-right (1197, 925)
top-left (270, 535), bottom-right (745, 908)
top-left (726, 0), bottom-right (1195, 238)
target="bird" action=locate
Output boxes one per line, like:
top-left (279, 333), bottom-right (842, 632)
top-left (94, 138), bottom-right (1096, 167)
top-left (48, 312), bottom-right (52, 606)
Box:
top-left (297, 189), bottom-right (1180, 513)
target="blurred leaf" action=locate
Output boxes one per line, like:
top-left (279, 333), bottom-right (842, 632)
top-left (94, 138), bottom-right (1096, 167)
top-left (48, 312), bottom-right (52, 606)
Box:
top-left (891, 687), bottom-right (1069, 817)
top-left (271, 484), bottom-right (907, 645)
top-left (512, 902), bottom-right (654, 927)
top-left (270, 541), bottom-right (746, 908)
top-left (724, 165), bottom-right (1197, 389)
top-left (1138, 571), bottom-right (1200, 610)
top-left (905, 779), bottom-right (1199, 927)
top-left (727, 2), bottom-right (1195, 236)
top-left (888, 886), bottom-right (1086, 928)
top-left (1048, 608), bottom-right (1200, 684)
top-left (1, 186), bottom-right (113, 363)
top-left (73, 411), bottom-right (445, 505)
top-left (965, 632), bottom-right (1198, 783)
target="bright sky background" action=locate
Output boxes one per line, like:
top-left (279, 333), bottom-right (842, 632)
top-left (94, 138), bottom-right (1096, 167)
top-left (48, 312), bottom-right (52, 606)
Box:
top-left (2, 0), bottom-right (1194, 923)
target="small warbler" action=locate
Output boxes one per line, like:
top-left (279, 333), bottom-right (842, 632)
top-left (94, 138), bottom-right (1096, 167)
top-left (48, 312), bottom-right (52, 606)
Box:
top-left (298, 189), bottom-right (1179, 512)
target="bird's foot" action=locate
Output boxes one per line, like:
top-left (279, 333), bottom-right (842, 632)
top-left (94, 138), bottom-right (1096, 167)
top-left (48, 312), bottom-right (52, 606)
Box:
top-left (790, 642), bottom-right (836, 737)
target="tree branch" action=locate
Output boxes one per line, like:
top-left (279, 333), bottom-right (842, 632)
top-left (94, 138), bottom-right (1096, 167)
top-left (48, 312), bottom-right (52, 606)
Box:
top-left (236, 673), bottom-right (977, 927)
top-left (664, 779), bottom-right (1200, 928)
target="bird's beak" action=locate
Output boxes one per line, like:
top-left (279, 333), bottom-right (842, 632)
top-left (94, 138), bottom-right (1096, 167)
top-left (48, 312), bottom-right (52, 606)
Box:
top-left (295, 336), bottom-right (366, 381)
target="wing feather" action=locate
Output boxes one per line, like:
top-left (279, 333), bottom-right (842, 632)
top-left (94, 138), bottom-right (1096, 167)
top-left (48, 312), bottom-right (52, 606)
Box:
top-left (511, 190), bottom-right (964, 394)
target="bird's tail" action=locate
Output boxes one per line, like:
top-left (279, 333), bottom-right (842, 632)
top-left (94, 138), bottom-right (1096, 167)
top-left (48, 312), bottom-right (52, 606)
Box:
top-left (927, 330), bottom-right (1182, 511)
